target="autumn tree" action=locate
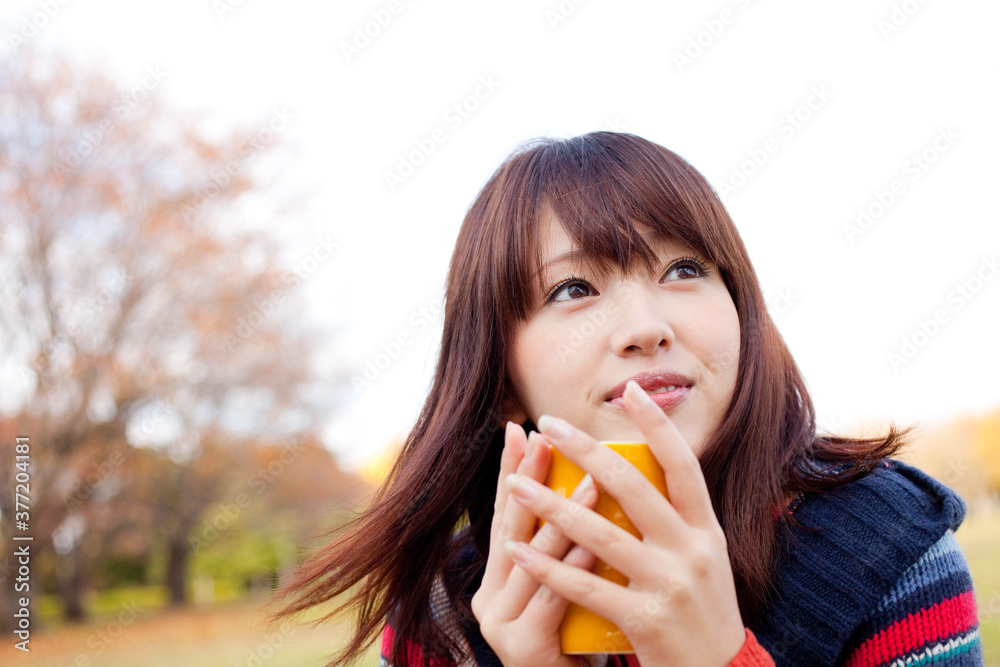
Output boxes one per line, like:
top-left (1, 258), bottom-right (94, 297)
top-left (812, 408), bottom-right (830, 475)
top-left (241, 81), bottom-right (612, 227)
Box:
top-left (186, 436), bottom-right (373, 595)
top-left (0, 45), bottom-right (339, 628)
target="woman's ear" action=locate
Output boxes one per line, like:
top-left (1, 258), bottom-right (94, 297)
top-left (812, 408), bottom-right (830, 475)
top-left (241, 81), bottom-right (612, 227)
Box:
top-left (499, 387), bottom-right (529, 426)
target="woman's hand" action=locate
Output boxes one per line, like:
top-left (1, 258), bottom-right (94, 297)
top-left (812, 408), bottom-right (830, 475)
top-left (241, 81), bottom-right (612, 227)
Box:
top-left (502, 380), bottom-right (748, 667)
top-left (471, 420), bottom-right (603, 667)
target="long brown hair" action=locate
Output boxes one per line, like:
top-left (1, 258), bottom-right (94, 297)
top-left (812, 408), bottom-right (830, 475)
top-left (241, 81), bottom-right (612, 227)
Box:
top-left (272, 132), bottom-right (907, 665)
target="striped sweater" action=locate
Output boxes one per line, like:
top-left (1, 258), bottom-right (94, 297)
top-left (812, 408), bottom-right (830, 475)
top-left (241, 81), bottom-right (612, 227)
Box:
top-left (380, 459), bottom-right (982, 666)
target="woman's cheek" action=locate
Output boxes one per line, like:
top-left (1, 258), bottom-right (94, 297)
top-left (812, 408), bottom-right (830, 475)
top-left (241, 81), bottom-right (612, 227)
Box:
top-left (703, 302), bottom-right (741, 364)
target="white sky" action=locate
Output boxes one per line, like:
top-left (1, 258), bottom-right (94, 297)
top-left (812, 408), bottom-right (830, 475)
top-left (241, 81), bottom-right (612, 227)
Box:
top-left (4, 0), bottom-right (999, 471)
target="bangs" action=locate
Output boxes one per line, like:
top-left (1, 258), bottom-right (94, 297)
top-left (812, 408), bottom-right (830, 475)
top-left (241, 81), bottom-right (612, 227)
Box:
top-left (493, 133), bottom-right (737, 317)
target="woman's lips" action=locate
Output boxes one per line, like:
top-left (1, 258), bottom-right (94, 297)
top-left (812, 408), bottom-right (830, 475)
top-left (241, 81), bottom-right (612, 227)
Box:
top-left (605, 385), bottom-right (691, 410)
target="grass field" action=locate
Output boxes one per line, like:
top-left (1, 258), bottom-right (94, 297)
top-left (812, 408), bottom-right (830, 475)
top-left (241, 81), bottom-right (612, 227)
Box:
top-left (0, 592), bottom-right (380, 667)
top-left (955, 511), bottom-right (1000, 666)
top-left (3, 512), bottom-right (997, 666)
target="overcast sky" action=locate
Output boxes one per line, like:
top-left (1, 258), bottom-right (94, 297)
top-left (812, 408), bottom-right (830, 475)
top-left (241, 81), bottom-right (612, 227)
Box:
top-left (4, 0), bottom-right (998, 471)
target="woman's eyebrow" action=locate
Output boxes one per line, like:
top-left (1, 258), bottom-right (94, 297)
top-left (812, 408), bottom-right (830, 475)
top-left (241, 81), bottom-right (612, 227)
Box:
top-left (537, 248), bottom-right (587, 277)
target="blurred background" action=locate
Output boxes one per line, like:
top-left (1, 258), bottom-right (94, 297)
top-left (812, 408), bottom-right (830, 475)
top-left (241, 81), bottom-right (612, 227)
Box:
top-left (0, 0), bottom-right (997, 665)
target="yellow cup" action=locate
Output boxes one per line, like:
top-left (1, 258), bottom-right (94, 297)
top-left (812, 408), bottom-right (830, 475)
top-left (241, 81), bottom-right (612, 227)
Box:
top-left (538, 442), bottom-right (668, 655)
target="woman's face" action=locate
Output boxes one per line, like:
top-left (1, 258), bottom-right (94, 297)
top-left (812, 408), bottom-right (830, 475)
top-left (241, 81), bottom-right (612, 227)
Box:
top-left (503, 207), bottom-right (741, 456)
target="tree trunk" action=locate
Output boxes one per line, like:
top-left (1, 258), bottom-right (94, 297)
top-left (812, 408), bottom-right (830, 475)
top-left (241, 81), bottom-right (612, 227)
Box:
top-left (0, 553), bottom-right (20, 634)
top-left (59, 547), bottom-right (87, 622)
top-left (166, 535), bottom-right (190, 606)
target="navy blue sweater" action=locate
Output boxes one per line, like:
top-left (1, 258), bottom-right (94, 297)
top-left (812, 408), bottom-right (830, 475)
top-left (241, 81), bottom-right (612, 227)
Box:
top-left (752, 458), bottom-right (981, 665)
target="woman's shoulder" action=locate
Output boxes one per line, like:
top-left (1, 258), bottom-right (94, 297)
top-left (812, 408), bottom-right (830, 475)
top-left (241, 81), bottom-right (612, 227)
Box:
top-left (789, 457), bottom-right (967, 535)
top-left (752, 457), bottom-right (971, 664)
top-left (781, 456), bottom-right (968, 581)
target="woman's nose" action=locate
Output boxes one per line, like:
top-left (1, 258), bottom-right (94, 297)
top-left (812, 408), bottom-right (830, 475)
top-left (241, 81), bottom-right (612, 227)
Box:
top-left (607, 282), bottom-right (675, 356)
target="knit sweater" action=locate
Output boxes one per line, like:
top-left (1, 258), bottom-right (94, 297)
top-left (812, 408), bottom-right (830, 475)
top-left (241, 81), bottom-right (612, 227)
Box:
top-left (380, 458), bottom-right (982, 666)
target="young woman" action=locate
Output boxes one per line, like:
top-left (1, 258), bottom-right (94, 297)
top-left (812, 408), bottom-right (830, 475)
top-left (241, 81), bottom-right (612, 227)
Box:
top-left (275, 132), bottom-right (982, 666)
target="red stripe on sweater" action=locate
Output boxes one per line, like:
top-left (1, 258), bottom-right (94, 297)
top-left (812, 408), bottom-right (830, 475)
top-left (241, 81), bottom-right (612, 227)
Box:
top-left (729, 627), bottom-right (776, 666)
top-left (616, 628), bottom-right (774, 666)
top-left (380, 625), bottom-right (457, 667)
top-left (844, 590), bottom-right (978, 667)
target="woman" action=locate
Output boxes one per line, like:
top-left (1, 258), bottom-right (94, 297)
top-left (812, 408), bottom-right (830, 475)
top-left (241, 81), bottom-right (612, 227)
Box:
top-left (274, 132), bottom-right (982, 666)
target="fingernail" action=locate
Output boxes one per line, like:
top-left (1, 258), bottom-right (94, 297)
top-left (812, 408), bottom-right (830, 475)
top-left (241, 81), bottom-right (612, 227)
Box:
top-left (571, 473), bottom-right (597, 502)
top-left (504, 540), bottom-right (530, 564)
top-left (625, 380), bottom-right (653, 405)
top-left (504, 473), bottom-right (539, 501)
top-left (537, 414), bottom-right (572, 442)
top-left (526, 430), bottom-right (542, 456)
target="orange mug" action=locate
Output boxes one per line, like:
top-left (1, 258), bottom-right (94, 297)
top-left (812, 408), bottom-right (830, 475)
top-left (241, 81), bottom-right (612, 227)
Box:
top-left (538, 442), bottom-right (668, 655)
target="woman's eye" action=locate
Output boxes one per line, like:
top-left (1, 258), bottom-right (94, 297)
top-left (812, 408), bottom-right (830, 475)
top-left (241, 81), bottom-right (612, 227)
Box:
top-left (547, 257), bottom-right (710, 302)
top-left (663, 259), bottom-right (709, 282)
top-left (549, 280), bottom-right (595, 302)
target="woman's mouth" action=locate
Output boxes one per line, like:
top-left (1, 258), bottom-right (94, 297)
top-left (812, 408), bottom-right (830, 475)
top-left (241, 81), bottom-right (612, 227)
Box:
top-left (605, 384), bottom-right (691, 410)
top-left (603, 370), bottom-right (695, 411)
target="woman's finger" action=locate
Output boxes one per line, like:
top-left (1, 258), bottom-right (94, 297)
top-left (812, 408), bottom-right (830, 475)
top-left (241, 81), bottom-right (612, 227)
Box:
top-left (621, 380), bottom-right (717, 529)
top-left (485, 430), bottom-right (551, 592)
top-left (479, 420), bottom-right (527, 594)
top-left (506, 539), bottom-right (632, 632)
top-left (494, 472), bottom-right (599, 619)
top-left (518, 543), bottom-right (599, 637)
